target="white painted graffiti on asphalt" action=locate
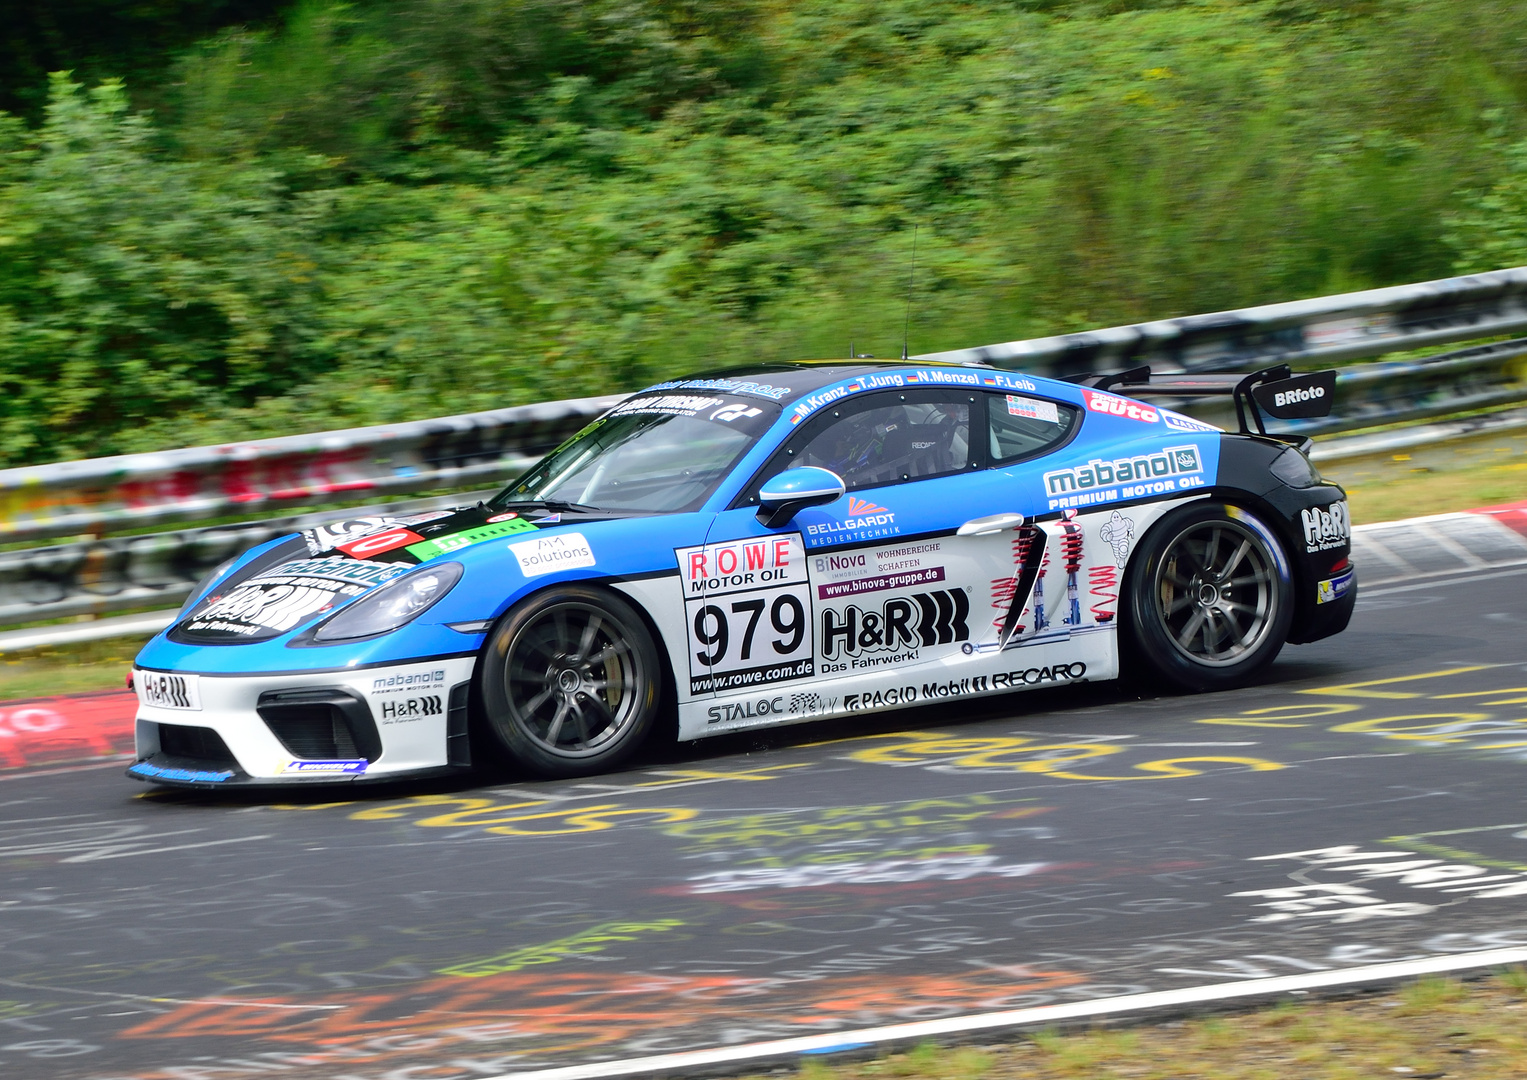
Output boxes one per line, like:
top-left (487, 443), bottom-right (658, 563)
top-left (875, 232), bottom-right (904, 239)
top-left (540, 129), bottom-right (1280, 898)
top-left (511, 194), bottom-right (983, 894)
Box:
top-left (1232, 844), bottom-right (1527, 924)
top-left (685, 855), bottom-right (1052, 893)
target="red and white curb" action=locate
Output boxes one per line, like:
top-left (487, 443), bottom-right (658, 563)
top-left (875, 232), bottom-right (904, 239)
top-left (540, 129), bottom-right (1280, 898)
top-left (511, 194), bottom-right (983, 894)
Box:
top-left (488, 948), bottom-right (1527, 1080)
top-left (0, 689), bottom-right (135, 774)
top-left (1354, 500), bottom-right (1527, 585)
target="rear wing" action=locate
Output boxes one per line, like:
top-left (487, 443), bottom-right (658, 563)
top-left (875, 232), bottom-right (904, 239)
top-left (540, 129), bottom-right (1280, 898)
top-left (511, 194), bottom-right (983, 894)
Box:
top-left (1066, 364), bottom-right (1337, 448)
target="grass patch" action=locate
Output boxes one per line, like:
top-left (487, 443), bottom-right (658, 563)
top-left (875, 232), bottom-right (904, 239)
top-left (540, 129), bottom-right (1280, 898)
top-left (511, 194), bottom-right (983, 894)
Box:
top-left (1320, 428), bottom-right (1527, 523)
top-left (0, 635), bottom-right (148, 700)
top-left (763, 971), bottom-right (1527, 1080)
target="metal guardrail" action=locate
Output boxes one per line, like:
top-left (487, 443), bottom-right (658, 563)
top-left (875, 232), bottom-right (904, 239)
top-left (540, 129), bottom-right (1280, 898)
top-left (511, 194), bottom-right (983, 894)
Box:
top-left (918, 266), bottom-right (1527, 377)
top-left (0, 491), bottom-right (493, 629)
top-left (0, 394), bottom-right (619, 546)
top-left (1, 267), bottom-right (1525, 636)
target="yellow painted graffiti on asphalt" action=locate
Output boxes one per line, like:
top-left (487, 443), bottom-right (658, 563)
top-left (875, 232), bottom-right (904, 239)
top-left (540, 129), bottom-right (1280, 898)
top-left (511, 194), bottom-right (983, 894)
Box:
top-left (438, 919), bottom-right (687, 977)
top-left (349, 795), bottom-right (699, 835)
top-left (1194, 666), bottom-right (1527, 757)
top-left (843, 732), bottom-right (1284, 780)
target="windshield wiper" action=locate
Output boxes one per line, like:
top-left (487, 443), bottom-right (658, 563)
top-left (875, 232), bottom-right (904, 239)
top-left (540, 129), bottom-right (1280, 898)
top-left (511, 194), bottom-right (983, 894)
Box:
top-left (495, 498), bottom-right (604, 514)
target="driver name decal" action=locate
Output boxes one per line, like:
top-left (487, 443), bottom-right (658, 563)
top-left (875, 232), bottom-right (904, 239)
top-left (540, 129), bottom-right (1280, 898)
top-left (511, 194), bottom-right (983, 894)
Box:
top-left (676, 534), bottom-right (814, 697)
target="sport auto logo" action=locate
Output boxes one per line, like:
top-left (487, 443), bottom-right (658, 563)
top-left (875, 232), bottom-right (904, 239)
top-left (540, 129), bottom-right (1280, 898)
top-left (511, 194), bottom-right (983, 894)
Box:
top-left (1082, 390), bottom-right (1159, 424)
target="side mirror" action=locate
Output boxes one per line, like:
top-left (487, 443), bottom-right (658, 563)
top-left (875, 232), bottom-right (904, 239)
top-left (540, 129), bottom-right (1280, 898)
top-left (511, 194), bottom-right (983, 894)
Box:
top-left (756, 467), bottom-right (845, 528)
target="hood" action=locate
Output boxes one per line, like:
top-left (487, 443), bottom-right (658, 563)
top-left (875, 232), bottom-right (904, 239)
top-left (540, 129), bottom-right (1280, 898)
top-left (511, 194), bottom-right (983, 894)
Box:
top-left (170, 503), bottom-right (592, 645)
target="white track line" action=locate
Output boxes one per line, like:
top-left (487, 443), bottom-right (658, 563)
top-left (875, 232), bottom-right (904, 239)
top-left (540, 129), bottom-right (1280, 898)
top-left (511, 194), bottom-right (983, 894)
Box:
top-left (488, 947), bottom-right (1527, 1080)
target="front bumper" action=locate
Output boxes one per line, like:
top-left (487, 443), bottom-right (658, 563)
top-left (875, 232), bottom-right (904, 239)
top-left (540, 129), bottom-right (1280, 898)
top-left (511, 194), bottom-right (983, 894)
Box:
top-left (127, 656), bottom-right (478, 787)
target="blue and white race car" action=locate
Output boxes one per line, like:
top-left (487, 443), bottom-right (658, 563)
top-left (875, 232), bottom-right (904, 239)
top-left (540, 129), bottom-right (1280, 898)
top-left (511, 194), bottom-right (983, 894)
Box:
top-left (128, 360), bottom-right (1356, 786)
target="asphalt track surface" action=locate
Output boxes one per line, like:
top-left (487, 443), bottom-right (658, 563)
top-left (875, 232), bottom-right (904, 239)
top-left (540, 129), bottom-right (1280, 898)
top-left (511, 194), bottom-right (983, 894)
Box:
top-left (5, 563), bottom-right (1527, 1080)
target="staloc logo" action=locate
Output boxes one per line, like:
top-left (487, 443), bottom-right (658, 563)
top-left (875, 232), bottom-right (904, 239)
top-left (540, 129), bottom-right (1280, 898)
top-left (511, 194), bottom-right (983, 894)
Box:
top-left (706, 696), bottom-right (785, 724)
top-left (821, 589), bottom-right (970, 661)
top-left (1302, 500), bottom-right (1350, 551)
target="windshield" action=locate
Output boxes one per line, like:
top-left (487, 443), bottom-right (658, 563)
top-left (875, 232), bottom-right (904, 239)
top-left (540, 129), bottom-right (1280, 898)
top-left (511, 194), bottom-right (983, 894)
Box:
top-left (492, 393), bottom-right (780, 514)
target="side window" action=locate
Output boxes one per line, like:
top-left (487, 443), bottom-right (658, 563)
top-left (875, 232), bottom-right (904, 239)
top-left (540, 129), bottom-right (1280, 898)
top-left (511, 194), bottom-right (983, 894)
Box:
top-left (741, 391), bottom-right (976, 503)
top-left (988, 393), bottom-right (1079, 464)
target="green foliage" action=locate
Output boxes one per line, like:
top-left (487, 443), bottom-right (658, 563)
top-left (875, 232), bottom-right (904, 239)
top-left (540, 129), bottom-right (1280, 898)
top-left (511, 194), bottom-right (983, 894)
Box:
top-left (3, 0), bottom-right (1527, 464)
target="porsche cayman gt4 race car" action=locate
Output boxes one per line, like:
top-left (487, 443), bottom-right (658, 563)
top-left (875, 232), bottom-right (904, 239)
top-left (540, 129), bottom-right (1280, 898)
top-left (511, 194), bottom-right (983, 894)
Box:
top-left (128, 360), bottom-right (1355, 787)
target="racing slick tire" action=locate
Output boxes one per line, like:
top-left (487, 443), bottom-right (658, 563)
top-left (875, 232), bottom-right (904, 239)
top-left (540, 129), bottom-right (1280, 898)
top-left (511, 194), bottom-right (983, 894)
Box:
top-left (480, 585), bottom-right (663, 778)
top-left (1124, 501), bottom-right (1294, 693)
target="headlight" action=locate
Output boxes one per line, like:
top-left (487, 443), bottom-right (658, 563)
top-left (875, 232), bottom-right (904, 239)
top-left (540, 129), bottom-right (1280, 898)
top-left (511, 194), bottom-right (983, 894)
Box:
top-left (310, 562), bottom-right (464, 643)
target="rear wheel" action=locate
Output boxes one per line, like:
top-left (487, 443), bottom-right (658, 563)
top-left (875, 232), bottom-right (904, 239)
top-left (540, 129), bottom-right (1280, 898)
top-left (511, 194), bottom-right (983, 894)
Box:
top-left (1125, 502), bottom-right (1293, 692)
top-left (479, 585), bottom-right (661, 777)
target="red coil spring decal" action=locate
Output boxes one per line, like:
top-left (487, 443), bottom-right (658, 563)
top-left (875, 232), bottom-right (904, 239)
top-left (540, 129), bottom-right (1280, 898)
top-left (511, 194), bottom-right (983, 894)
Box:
top-left (990, 527), bottom-right (1040, 632)
top-left (989, 576), bottom-right (1018, 630)
top-left (1060, 525), bottom-right (1084, 573)
top-left (1089, 565), bottom-right (1118, 623)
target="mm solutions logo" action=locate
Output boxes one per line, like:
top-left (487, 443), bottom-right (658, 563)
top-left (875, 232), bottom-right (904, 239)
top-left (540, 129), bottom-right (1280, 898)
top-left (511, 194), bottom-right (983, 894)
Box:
top-left (1043, 445), bottom-right (1206, 510)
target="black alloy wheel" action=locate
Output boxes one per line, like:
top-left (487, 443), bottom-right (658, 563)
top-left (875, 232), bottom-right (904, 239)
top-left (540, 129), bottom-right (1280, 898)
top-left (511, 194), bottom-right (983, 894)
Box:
top-left (1125, 502), bottom-right (1294, 691)
top-left (480, 585), bottom-right (662, 777)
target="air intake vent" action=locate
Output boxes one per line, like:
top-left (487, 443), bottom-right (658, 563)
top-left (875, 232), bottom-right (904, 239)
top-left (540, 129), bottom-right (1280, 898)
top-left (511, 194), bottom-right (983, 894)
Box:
top-left (263, 706), bottom-right (359, 759)
top-left (256, 689), bottom-right (381, 762)
top-left (156, 724), bottom-right (238, 767)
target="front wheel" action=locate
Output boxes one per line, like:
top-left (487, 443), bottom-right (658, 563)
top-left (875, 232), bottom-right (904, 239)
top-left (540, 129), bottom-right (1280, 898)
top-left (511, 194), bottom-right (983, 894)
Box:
top-left (1125, 502), bottom-right (1293, 692)
top-left (479, 585), bottom-right (662, 778)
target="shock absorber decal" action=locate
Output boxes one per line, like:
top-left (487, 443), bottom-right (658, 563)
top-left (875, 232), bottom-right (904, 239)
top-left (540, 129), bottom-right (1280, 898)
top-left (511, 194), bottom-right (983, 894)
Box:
top-left (1060, 511), bottom-right (1084, 627)
top-left (990, 526), bottom-right (1038, 632)
top-left (998, 524), bottom-right (1047, 645)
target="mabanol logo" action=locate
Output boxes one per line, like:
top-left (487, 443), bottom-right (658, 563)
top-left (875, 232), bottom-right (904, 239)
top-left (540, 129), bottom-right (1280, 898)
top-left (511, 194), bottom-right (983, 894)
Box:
top-left (806, 496), bottom-right (899, 543)
top-left (1043, 445), bottom-right (1205, 510)
top-left (1302, 500), bottom-right (1350, 552)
